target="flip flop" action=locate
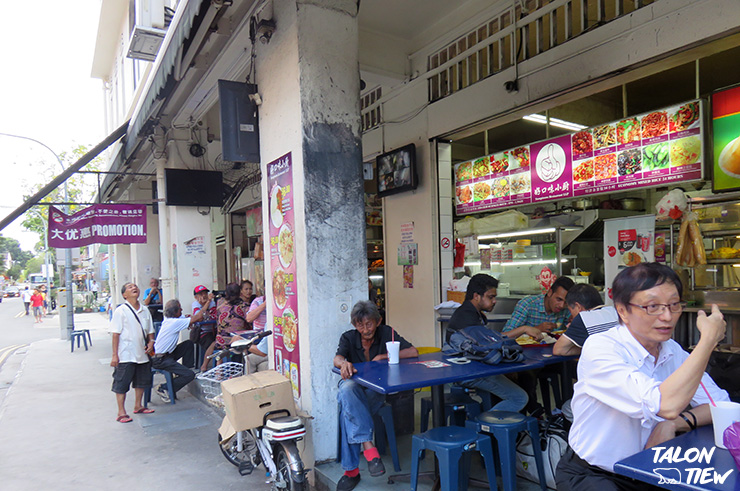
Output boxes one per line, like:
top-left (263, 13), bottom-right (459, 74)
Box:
top-left (116, 415), bottom-right (133, 423)
top-left (134, 407), bottom-right (155, 414)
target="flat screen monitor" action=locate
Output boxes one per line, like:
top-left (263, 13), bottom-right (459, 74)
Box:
top-left (375, 144), bottom-right (418, 198)
top-left (164, 169), bottom-right (224, 207)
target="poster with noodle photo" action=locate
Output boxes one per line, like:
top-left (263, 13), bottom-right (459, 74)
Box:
top-left (267, 152), bottom-right (301, 399)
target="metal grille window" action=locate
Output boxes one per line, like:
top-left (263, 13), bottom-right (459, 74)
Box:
top-left (427, 0), bottom-right (657, 102)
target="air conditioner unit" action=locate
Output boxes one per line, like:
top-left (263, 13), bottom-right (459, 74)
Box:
top-left (126, 25), bottom-right (167, 61)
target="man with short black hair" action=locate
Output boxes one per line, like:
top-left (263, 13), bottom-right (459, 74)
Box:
top-left (150, 298), bottom-right (206, 403)
top-left (553, 284), bottom-right (619, 357)
top-left (447, 273), bottom-right (530, 413)
top-left (502, 276), bottom-right (575, 339)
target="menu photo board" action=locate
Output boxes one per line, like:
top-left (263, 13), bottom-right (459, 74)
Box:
top-left (455, 100), bottom-right (705, 215)
top-left (267, 152), bottom-right (301, 399)
top-left (712, 84), bottom-right (740, 192)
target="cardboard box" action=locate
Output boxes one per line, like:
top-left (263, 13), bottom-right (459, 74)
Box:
top-left (447, 290), bottom-right (466, 304)
top-left (221, 370), bottom-right (296, 431)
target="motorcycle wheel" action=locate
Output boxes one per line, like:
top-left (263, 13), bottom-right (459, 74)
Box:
top-left (218, 431), bottom-right (256, 467)
top-left (275, 445), bottom-right (306, 491)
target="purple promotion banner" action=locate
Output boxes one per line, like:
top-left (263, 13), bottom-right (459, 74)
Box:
top-left (531, 135), bottom-right (574, 202)
top-left (48, 204), bottom-right (147, 248)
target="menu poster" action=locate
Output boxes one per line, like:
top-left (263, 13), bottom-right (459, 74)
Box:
top-left (603, 215), bottom-right (655, 305)
top-left (267, 152), bottom-right (300, 399)
top-left (455, 99), bottom-right (704, 215)
top-left (712, 85), bottom-right (740, 192)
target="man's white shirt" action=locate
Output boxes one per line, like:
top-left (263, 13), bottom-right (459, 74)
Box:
top-left (569, 323), bottom-right (728, 472)
top-left (109, 300), bottom-right (154, 363)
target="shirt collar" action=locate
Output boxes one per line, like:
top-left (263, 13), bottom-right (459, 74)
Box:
top-left (535, 294), bottom-right (547, 314)
top-left (615, 323), bottom-right (674, 369)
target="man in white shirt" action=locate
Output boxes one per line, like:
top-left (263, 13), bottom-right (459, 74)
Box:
top-left (151, 298), bottom-right (207, 403)
top-left (22, 287), bottom-right (32, 316)
top-left (110, 282), bottom-right (156, 423)
top-left (556, 263), bottom-right (728, 490)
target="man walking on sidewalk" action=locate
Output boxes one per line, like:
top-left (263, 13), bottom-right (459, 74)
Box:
top-left (151, 298), bottom-right (207, 402)
top-left (110, 282), bottom-right (156, 423)
top-left (22, 287), bottom-right (32, 316)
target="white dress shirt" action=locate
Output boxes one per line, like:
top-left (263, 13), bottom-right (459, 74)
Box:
top-left (109, 300), bottom-right (154, 363)
top-left (569, 323), bottom-right (729, 472)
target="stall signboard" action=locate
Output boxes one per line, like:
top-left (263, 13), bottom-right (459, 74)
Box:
top-left (48, 204), bottom-right (147, 248)
top-left (603, 215), bottom-right (655, 305)
top-left (455, 100), bottom-right (704, 215)
top-left (712, 85), bottom-right (740, 192)
top-left (267, 152), bottom-right (301, 399)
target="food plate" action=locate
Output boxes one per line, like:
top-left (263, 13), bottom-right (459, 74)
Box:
top-left (516, 333), bottom-right (558, 347)
top-left (270, 185), bottom-right (284, 228)
top-left (622, 251), bottom-right (643, 267)
top-left (272, 266), bottom-right (288, 309)
top-left (456, 185), bottom-right (472, 204)
top-left (282, 308), bottom-right (297, 352)
top-left (278, 223), bottom-right (294, 268)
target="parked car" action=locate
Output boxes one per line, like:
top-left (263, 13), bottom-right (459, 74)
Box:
top-left (4, 286), bottom-right (20, 297)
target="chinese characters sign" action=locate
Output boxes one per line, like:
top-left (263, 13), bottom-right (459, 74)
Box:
top-left (267, 152), bottom-right (301, 399)
top-left (455, 100), bottom-right (704, 215)
top-left (47, 205), bottom-right (147, 248)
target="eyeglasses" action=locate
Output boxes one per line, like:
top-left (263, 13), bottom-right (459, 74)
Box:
top-left (628, 302), bottom-right (686, 316)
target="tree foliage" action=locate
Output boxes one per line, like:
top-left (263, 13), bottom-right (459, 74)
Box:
top-left (0, 236), bottom-right (33, 275)
top-left (21, 144), bottom-right (104, 251)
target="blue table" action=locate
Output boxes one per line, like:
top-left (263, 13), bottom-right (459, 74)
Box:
top-left (331, 348), bottom-right (568, 428)
top-left (614, 426), bottom-right (740, 490)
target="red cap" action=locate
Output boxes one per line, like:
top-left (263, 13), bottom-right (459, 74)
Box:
top-left (193, 285), bottom-right (209, 294)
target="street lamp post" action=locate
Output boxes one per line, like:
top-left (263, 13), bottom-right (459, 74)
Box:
top-left (0, 132), bottom-right (75, 339)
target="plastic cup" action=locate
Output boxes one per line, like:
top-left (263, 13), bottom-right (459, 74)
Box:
top-left (386, 341), bottom-right (400, 365)
top-left (710, 401), bottom-right (740, 448)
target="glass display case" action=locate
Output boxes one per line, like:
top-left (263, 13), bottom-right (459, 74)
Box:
top-left (683, 196), bottom-right (740, 291)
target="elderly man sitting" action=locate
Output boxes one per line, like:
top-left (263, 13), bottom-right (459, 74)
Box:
top-left (333, 300), bottom-right (418, 491)
top-left (151, 298), bottom-right (207, 402)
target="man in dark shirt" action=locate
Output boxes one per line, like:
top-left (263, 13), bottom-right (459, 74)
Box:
top-left (447, 274), bottom-right (529, 413)
top-left (333, 300), bottom-right (418, 491)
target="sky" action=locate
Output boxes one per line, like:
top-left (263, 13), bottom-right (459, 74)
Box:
top-left (0, 1), bottom-right (105, 252)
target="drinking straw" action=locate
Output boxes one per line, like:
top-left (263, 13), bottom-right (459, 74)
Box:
top-left (392, 328), bottom-right (395, 343)
top-left (701, 381), bottom-right (716, 407)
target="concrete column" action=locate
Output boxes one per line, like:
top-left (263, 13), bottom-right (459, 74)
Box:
top-left (256, 0), bottom-right (364, 468)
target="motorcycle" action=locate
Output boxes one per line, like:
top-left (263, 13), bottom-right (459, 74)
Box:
top-left (199, 330), bottom-right (309, 490)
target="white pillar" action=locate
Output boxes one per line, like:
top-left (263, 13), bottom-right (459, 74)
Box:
top-left (256, 0), bottom-right (364, 470)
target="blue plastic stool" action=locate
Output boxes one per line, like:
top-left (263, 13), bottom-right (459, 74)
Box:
top-left (466, 411), bottom-right (547, 491)
top-left (143, 368), bottom-right (176, 407)
top-left (420, 391), bottom-right (482, 433)
top-left (410, 426), bottom-right (497, 491)
top-left (70, 330), bottom-right (88, 352)
top-left (336, 402), bottom-right (401, 472)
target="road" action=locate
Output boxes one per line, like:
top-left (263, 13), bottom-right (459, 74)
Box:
top-left (0, 296), bottom-right (60, 406)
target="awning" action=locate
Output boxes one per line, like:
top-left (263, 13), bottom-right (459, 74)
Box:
top-left (0, 120), bottom-right (129, 232)
top-left (125, 0), bottom-right (205, 155)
